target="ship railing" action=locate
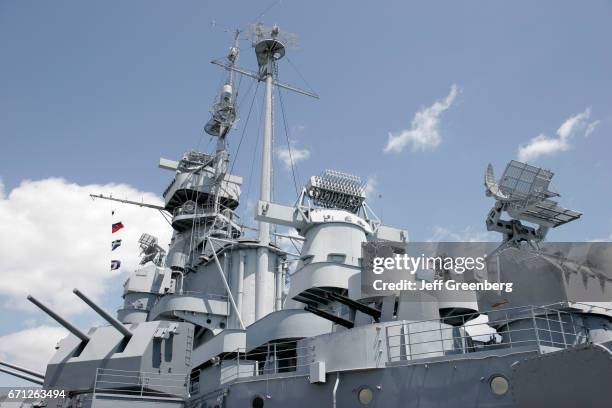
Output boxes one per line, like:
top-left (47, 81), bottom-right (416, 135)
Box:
top-left (385, 304), bottom-right (592, 363)
top-left (173, 201), bottom-right (239, 219)
top-left (220, 339), bottom-right (314, 383)
top-left (175, 291), bottom-right (228, 301)
top-left (150, 290), bottom-right (227, 301)
top-left (93, 368), bottom-right (188, 399)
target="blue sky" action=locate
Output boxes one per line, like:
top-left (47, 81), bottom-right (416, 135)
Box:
top-left (0, 0), bottom-right (611, 382)
top-left (1, 0), bottom-right (611, 240)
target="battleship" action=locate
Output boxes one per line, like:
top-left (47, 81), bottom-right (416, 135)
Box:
top-left (1, 23), bottom-right (611, 408)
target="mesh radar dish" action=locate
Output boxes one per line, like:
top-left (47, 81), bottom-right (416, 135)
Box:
top-left (306, 170), bottom-right (366, 214)
top-left (248, 22), bottom-right (298, 49)
top-left (485, 160), bottom-right (582, 244)
top-left (249, 23), bottom-right (298, 72)
top-left (138, 233), bottom-right (166, 266)
top-left (138, 233), bottom-right (159, 252)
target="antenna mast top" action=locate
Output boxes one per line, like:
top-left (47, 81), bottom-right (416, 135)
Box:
top-left (205, 29), bottom-right (241, 155)
top-left (249, 23), bottom-right (297, 76)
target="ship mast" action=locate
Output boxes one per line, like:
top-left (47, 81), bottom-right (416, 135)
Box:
top-left (210, 23), bottom-right (318, 320)
top-left (215, 29), bottom-right (240, 156)
top-left (254, 26), bottom-right (285, 318)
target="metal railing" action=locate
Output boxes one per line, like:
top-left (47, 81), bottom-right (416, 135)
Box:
top-left (385, 304), bottom-right (591, 363)
top-left (173, 291), bottom-right (228, 301)
top-left (93, 368), bottom-right (188, 399)
top-left (217, 304), bottom-right (605, 382)
top-left (220, 339), bottom-right (313, 383)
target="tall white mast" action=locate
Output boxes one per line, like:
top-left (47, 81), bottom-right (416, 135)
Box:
top-left (254, 25), bottom-right (286, 319)
top-left (207, 24), bottom-right (316, 321)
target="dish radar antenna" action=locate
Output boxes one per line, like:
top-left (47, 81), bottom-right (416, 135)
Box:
top-left (484, 160), bottom-right (581, 250)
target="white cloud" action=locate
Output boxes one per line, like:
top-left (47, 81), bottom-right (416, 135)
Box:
top-left (517, 108), bottom-right (599, 162)
top-left (363, 176), bottom-right (378, 200)
top-left (384, 84), bottom-right (460, 154)
top-left (275, 228), bottom-right (302, 256)
top-left (0, 178), bottom-right (171, 316)
top-left (276, 142), bottom-right (310, 169)
top-left (429, 226), bottom-right (495, 242)
top-left (0, 325), bottom-right (67, 373)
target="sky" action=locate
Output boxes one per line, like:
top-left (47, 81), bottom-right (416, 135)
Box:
top-left (1, 0), bottom-right (611, 385)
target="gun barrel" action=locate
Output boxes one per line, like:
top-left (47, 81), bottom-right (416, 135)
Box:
top-left (27, 295), bottom-right (90, 343)
top-left (0, 366), bottom-right (44, 385)
top-left (0, 361), bottom-right (44, 379)
top-left (73, 289), bottom-right (132, 338)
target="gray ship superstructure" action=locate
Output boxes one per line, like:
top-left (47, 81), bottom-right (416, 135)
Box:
top-left (2, 24), bottom-right (612, 408)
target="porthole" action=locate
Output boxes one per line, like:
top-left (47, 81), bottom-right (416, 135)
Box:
top-left (358, 387), bottom-right (373, 405)
top-left (490, 375), bottom-right (509, 396)
top-left (252, 395), bottom-right (265, 408)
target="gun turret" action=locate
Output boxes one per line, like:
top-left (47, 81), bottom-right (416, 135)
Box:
top-left (0, 361), bottom-right (44, 379)
top-left (27, 295), bottom-right (90, 343)
top-left (73, 289), bottom-right (133, 339)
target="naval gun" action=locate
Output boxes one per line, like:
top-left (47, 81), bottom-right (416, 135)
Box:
top-left (27, 295), bottom-right (90, 343)
top-left (72, 289), bottom-right (133, 339)
top-left (0, 361), bottom-right (44, 385)
top-left (27, 290), bottom-right (194, 397)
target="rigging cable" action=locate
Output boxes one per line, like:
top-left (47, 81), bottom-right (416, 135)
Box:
top-left (241, 84), bottom-right (265, 230)
top-left (229, 80), bottom-right (260, 178)
top-left (253, 0), bottom-right (283, 22)
top-left (286, 56), bottom-right (318, 98)
top-left (277, 86), bottom-right (301, 197)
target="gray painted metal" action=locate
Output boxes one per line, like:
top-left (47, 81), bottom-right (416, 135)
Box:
top-left (3, 25), bottom-right (611, 408)
top-left (0, 360), bottom-right (44, 379)
top-left (73, 288), bottom-right (133, 338)
top-left (0, 366), bottom-right (44, 385)
top-left (27, 294), bottom-right (90, 343)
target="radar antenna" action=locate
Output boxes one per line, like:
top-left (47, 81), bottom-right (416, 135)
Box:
top-left (137, 233), bottom-right (166, 266)
top-left (484, 160), bottom-right (581, 247)
top-left (291, 169), bottom-right (381, 228)
top-left (305, 170), bottom-right (367, 214)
